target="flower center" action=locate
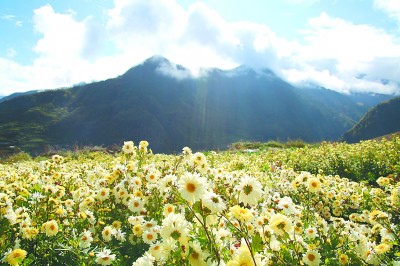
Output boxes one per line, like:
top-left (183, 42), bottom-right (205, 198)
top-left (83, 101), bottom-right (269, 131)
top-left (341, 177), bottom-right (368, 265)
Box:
top-left (243, 184), bottom-right (253, 195)
top-left (186, 183), bottom-right (196, 193)
top-left (308, 253), bottom-right (316, 261)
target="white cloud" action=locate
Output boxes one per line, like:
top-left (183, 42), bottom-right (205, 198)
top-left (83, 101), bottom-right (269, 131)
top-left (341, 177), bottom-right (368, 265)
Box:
top-left (281, 12), bottom-right (400, 94)
top-left (0, 1), bottom-right (400, 96)
top-left (374, 0), bottom-right (400, 23)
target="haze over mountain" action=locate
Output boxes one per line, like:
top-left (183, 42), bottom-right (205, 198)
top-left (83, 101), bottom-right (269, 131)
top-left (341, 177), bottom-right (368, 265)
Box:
top-left (342, 96), bottom-right (400, 143)
top-left (0, 56), bottom-right (393, 154)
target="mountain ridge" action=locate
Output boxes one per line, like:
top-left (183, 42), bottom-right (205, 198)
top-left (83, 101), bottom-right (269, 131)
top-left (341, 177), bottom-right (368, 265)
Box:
top-left (0, 56), bottom-right (394, 154)
top-left (342, 96), bottom-right (400, 143)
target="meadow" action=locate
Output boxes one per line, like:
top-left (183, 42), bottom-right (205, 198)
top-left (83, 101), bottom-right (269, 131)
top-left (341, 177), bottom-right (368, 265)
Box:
top-left (0, 138), bottom-right (399, 265)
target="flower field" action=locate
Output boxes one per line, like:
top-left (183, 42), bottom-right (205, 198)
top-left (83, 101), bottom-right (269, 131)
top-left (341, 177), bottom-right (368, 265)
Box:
top-left (0, 138), bottom-right (399, 265)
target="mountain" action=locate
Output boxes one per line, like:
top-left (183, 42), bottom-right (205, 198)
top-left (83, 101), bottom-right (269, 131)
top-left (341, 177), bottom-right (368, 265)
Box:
top-left (342, 96), bottom-right (400, 143)
top-left (0, 56), bottom-right (394, 154)
top-left (0, 90), bottom-right (40, 103)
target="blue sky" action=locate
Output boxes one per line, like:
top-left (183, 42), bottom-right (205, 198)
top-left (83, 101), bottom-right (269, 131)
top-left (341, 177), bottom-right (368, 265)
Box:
top-left (0, 0), bottom-right (400, 96)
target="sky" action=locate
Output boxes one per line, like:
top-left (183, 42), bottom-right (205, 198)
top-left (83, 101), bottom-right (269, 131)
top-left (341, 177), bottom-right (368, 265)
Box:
top-left (0, 0), bottom-right (400, 96)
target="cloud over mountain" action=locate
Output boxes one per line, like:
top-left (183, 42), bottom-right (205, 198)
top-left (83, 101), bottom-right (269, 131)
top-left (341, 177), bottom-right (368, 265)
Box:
top-left (0, 0), bottom-right (399, 96)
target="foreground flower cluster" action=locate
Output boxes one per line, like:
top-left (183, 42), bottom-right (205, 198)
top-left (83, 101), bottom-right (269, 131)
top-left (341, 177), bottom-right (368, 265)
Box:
top-left (0, 140), bottom-right (399, 265)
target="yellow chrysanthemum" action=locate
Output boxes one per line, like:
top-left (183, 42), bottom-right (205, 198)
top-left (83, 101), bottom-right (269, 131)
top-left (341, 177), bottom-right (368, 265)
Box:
top-left (230, 205), bottom-right (253, 222)
top-left (7, 249), bottom-right (27, 266)
top-left (269, 213), bottom-right (292, 236)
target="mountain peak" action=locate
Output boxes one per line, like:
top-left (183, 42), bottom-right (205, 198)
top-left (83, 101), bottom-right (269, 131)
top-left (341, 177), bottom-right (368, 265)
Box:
top-left (144, 55), bottom-right (170, 65)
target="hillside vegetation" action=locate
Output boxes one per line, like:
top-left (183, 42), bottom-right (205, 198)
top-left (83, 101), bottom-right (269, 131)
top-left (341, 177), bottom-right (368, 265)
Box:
top-left (342, 96), bottom-right (400, 143)
top-left (0, 56), bottom-right (391, 155)
top-left (0, 138), bottom-right (399, 265)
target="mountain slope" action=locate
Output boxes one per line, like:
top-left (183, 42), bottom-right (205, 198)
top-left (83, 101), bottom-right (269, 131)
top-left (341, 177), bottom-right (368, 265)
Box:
top-left (342, 96), bottom-right (400, 143)
top-left (0, 56), bottom-right (392, 154)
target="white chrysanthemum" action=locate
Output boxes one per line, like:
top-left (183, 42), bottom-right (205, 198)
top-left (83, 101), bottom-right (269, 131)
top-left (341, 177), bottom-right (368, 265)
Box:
top-left (191, 152), bottom-right (207, 166)
top-left (122, 141), bottom-right (135, 154)
top-left (269, 213), bottom-right (293, 236)
top-left (148, 242), bottom-right (164, 261)
top-left (96, 188), bottom-right (110, 202)
top-left (160, 213), bottom-right (190, 243)
top-left (236, 175), bottom-right (263, 206)
top-left (277, 196), bottom-right (297, 215)
top-left (102, 226), bottom-right (116, 242)
top-left (305, 227), bottom-right (319, 239)
top-left (146, 170), bottom-right (160, 183)
top-left (202, 191), bottom-right (226, 213)
top-left (159, 174), bottom-right (177, 193)
top-left (128, 197), bottom-right (144, 213)
top-left (302, 250), bottom-right (321, 266)
top-left (142, 230), bottom-right (158, 244)
top-left (95, 248), bottom-right (116, 265)
top-left (79, 230), bottom-right (93, 248)
top-left (178, 172), bottom-right (207, 203)
top-left (131, 253), bottom-right (155, 266)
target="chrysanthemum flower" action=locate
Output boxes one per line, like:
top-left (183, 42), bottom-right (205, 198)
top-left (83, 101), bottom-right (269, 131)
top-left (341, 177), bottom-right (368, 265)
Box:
top-left (202, 191), bottom-right (226, 213)
top-left (178, 172), bottom-right (207, 203)
top-left (338, 254), bottom-right (349, 265)
top-left (163, 204), bottom-right (175, 217)
top-left (230, 205), bottom-right (253, 222)
top-left (133, 224), bottom-right (143, 236)
top-left (142, 230), bottom-right (157, 244)
top-left (6, 249), bottom-right (27, 266)
top-left (308, 177), bottom-right (322, 193)
top-left (305, 227), bottom-right (318, 239)
top-left (374, 243), bottom-right (391, 254)
top-left (188, 241), bottom-right (208, 266)
top-left (79, 230), bottom-right (93, 248)
top-left (128, 197), bottom-right (144, 213)
top-left (160, 213), bottom-right (190, 244)
top-left (41, 220), bottom-right (59, 236)
top-left (96, 188), bottom-right (110, 202)
top-left (122, 141), bottom-right (135, 154)
top-left (102, 226), bottom-right (116, 242)
top-left (95, 248), bottom-right (116, 265)
top-left (302, 249), bottom-right (321, 266)
top-left (269, 213), bottom-right (292, 236)
top-left (236, 175), bottom-right (263, 206)
top-left (149, 242), bottom-right (164, 260)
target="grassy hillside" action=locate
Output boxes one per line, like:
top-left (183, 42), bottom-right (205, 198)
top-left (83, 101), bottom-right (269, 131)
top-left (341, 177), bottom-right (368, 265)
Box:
top-left (0, 57), bottom-right (386, 155)
top-left (342, 96), bottom-right (400, 142)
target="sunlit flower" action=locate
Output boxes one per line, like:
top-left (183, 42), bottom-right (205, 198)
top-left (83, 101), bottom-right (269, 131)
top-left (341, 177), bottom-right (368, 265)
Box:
top-left (79, 230), bottom-right (93, 248)
top-left (178, 172), bottom-right (207, 203)
top-left (142, 230), bottom-right (157, 244)
top-left (41, 220), bottom-right (59, 236)
top-left (338, 254), bottom-right (349, 265)
top-left (269, 213), bottom-right (292, 236)
top-left (102, 226), bottom-right (116, 242)
top-left (302, 249), bottom-right (321, 266)
top-left (202, 191), bottom-right (226, 213)
top-left (307, 177), bottom-right (322, 193)
top-left (128, 197), bottom-right (144, 213)
top-left (375, 243), bottom-right (390, 254)
top-left (6, 249), bottom-right (27, 266)
top-left (236, 175), bottom-right (263, 206)
top-left (305, 227), bottom-right (318, 239)
top-left (122, 141), bottom-right (135, 154)
top-left (230, 205), bottom-right (253, 222)
top-left (95, 248), bottom-right (116, 265)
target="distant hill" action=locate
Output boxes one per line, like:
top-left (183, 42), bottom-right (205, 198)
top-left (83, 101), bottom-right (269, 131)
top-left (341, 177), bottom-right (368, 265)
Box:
top-left (0, 56), bottom-right (394, 154)
top-left (0, 90), bottom-right (40, 103)
top-left (342, 96), bottom-right (400, 143)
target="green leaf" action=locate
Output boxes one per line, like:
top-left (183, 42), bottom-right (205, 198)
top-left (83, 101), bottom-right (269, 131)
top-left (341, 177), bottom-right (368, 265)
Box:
top-left (251, 234), bottom-right (263, 253)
